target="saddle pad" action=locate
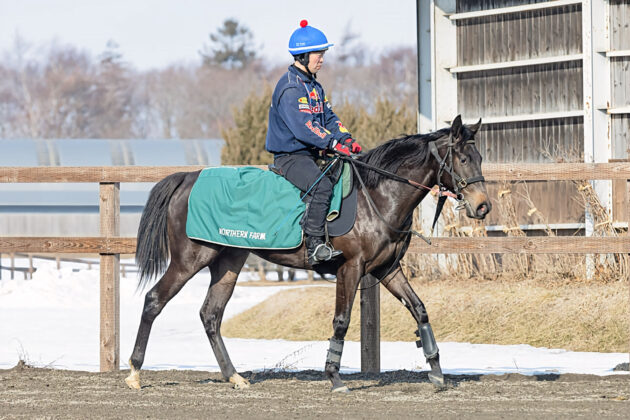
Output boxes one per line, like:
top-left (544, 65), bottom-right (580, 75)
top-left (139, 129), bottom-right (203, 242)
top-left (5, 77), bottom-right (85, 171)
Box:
top-left (186, 166), bottom-right (343, 249)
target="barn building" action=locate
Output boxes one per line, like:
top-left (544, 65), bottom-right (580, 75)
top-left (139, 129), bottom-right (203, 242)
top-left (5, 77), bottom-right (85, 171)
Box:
top-left (417, 0), bottom-right (629, 236)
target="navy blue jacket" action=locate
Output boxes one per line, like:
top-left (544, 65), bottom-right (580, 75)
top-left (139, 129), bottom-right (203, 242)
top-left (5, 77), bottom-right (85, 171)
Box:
top-left (265, 65), bottom-right (350, 156)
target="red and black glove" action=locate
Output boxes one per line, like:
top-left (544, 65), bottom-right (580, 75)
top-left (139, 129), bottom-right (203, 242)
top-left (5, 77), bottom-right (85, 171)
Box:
top-left (331, 136), bottom-right (362, 156)
top-left (346, 138), bottom-right (362, 154)
top-left (331, 139), bottom-right (352, 156)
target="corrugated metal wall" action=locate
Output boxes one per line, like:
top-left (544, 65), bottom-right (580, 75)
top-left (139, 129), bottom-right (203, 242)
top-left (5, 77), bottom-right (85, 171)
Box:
top-left (454, 0), bottom-right (587, 225)
top-left (611, 0), bottom-right (630, 159)
top-left (456, 2), bottom-right (584, 161)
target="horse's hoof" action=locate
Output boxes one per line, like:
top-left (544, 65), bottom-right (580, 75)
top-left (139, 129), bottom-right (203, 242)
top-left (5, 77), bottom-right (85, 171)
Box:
top-left (428, 372), bottom-right (445, 389)
top-left (125, 371), bottom-right (141, 390)
top-left (331, 385), bottom-right (350, 393)
top-left (229, 373), bottom-right (250, 390)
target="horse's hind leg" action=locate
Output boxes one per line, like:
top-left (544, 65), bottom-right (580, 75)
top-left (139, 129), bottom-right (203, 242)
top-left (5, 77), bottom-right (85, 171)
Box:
top-left (382, 266), bottom-right (445, 387)
top-left (125, 246), bottom-right (220, 389)
top-left (199, 247), bottom-right (250, 389)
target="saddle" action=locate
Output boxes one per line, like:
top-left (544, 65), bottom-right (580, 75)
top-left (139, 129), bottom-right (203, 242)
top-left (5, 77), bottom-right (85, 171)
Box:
top-left (269, 159), bottom-right (356, 236)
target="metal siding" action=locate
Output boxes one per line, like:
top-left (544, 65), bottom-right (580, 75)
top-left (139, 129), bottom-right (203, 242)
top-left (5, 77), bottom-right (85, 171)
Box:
top-left (456, 4), bottom-right (582, 65)
top-left (611, 115), bottom-right (630, 159)
top-left (458, 62), bottom-right (583, 118)
top-left (456, 0), bottom-right (550, 13)
top-left (610, 0), bottom-right (630, 50)
top-left (610, 1), bottom-right (630, 160)
top-left (476, 118), bottom-right (583, 163)
top-left (611, 58), bottom-right (630, 108)
top-left (455, 1), bottom-right (589, 225)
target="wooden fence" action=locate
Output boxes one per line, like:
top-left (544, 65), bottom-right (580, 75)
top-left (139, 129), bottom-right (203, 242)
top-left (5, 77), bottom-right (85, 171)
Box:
top-left (1, 163), bottom-right (629, 372)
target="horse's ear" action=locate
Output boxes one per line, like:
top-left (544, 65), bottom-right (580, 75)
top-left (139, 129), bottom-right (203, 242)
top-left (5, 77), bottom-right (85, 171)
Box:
top-left (451, 115), bottom-right (463, 139)
top-left (469, 118), bottom-right (482, 135)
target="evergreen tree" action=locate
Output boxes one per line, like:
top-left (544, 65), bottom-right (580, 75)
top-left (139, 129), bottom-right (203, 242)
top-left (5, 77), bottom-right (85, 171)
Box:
top-left (200, 19), bottom-right (257, 69)
top-left (221, 85), bottom-right (272, 165)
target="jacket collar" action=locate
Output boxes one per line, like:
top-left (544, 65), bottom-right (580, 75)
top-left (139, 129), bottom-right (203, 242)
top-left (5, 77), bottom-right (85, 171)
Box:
top-left (289, 64), bottom-right (315, 82)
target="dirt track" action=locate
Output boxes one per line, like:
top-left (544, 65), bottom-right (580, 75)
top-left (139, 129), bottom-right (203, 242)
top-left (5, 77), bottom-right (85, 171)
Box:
top-left (1, 364), bottom-right (628, 419)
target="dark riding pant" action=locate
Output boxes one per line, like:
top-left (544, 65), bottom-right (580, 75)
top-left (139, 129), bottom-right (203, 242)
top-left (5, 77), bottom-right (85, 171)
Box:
top-left (274, 154), bottom-right (333, 237)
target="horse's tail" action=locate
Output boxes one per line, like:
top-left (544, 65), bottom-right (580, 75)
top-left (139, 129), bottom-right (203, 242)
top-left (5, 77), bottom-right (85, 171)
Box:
top-left (136, 172), bottom-right (188, 291)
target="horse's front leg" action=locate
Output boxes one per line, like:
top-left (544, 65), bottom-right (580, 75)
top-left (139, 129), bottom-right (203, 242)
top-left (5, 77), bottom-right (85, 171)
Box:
top-left (325, 261), bottom-right (362, 393)
top-left (382, 266), bottom-right (445, 387)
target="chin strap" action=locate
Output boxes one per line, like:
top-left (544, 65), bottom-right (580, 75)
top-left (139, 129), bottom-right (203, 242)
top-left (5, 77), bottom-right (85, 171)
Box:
top-left (294, 54), bottom-right (315, 78)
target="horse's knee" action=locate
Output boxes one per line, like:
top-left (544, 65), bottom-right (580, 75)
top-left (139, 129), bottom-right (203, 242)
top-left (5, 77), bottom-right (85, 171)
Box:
top-left (142, 291), bottom-right (164, 321)
top-left (332, 315), bottom-right (350, 338)
top-left (200, 310), bottom-right (219, 337)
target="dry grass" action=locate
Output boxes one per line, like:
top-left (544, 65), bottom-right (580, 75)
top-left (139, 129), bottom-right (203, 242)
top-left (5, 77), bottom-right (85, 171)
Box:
top-left (224, 152), bottom-right (630, 353)
top-left (222, 278), bottom-right (629, 353)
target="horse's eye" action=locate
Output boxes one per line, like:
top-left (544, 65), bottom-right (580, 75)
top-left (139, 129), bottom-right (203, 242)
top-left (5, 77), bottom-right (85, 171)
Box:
top-left (461, 157), bottom-right (468, 164)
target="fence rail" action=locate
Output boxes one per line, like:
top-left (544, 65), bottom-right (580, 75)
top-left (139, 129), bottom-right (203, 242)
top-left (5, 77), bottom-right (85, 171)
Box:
top-left (2, 162), bottom-right (630, 182)
top-left (1, 164), bottom-right (629, 372)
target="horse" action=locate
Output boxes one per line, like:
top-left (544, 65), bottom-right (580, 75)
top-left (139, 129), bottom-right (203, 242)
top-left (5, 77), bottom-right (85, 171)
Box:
top-left (125, 115), bottom-right (491, 392)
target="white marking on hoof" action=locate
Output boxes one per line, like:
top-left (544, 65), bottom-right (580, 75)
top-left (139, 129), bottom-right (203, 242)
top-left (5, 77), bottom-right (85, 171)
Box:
top-left (229, 373), bottom-right (250, 390)
top-left (332, 385), bottom-right (350, 393)
top-left (428, 372), bottom-right (446, 388)
top-left (125, 369), bottom-right (141, 390)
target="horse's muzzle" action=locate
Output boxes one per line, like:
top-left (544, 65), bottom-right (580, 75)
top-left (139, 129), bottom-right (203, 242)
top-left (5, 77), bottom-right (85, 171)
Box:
top-left (474, 201), bottom-right (491, 219)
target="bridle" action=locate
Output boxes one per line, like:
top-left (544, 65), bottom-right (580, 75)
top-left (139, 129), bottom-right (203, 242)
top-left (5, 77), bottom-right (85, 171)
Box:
top-left (427, 133), bottom-right (485, 231)
top-left (341, 132), bottom-right (486, 234)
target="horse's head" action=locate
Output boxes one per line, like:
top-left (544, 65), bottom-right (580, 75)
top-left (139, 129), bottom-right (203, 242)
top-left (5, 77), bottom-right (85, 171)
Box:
top-left (430, 115), bottom-right (491, 219)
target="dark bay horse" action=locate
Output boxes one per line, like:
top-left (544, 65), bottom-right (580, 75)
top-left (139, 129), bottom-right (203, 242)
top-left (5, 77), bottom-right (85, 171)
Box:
top-left (125, 115), bottom-right (491, 392)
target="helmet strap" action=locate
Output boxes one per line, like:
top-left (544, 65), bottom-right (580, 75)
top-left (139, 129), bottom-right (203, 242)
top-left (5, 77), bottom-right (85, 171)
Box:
top-left (294, 53), bottom-right (315, 78)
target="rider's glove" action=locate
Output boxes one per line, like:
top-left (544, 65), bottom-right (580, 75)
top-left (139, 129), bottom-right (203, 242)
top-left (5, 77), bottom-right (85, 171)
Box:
top-left (346, 138), bottom-right (362, 154)
top-left (331, 135), bottom-right (362, 155)
top-left (330, 139), bottom-right (352, 156)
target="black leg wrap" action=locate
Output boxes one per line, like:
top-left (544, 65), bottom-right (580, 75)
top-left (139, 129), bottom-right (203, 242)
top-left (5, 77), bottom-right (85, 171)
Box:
top-left (326, 337), bottom-right (344, 369)
top-left (419, 323), bottom-right (439, 359)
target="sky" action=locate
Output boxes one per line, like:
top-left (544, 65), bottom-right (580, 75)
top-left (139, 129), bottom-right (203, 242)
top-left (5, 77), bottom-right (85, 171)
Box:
top-left (0, 0), bottom-right (417, 70)
top-left (1, 256), bottom-right (628, 375)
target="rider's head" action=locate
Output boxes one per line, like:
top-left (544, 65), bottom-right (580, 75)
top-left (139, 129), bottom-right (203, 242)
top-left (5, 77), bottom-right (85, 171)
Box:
top-left (289, 20), bottom-right (333, 75)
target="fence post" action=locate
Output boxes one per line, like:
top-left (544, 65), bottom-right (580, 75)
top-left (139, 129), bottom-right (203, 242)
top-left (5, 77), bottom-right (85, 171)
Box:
top-left (99, 182), bottom-right (120, 372)
top-left (360, 275), bottom-right (380, 373)
top-left (626, 178), bottom-right (630, 365)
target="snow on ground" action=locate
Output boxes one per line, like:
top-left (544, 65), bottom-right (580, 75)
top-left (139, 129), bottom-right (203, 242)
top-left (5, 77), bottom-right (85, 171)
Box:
top-left (1, 257), bottom-right (628, 375)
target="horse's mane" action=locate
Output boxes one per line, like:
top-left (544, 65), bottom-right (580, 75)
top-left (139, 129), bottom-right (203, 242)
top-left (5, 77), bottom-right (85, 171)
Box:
top-left (356, 127), bottom-right (450, 188)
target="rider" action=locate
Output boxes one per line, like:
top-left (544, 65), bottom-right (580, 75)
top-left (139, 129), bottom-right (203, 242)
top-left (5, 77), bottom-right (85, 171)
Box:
top-left (265, 19), bottom-right (362, 265)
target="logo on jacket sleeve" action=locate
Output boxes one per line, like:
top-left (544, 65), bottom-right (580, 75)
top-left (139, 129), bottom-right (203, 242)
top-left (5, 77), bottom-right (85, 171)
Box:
top-left (305, 121), bottom-right (328, 139)
top-left (336, 121), bottom-right (350, 133)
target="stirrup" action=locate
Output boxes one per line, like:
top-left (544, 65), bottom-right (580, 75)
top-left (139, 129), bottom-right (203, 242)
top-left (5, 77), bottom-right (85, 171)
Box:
top-left (308, 243), bottom-right (343, 265)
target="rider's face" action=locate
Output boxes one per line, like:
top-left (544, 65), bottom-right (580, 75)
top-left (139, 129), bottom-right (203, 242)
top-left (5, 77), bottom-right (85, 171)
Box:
top-left (308, 50), bottom-right (326, 74)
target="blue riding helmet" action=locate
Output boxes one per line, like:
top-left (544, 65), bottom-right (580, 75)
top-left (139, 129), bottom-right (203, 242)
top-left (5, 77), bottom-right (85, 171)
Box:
top-left (288, 20), bottom-right (334, 55)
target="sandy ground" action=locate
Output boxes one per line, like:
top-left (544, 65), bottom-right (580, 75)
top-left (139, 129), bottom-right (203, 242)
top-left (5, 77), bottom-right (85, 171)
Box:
top-left (1, 364), bottom-right (628, 419)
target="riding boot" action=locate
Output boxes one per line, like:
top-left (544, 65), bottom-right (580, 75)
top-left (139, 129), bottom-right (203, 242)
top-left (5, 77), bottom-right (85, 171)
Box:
top-left (305, 235), bottom-right (342, 265)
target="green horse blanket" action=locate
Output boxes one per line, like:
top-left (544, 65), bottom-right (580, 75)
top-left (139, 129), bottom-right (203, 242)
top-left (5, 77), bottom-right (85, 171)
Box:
top-left (186, 166), bottom-right (345, 249)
